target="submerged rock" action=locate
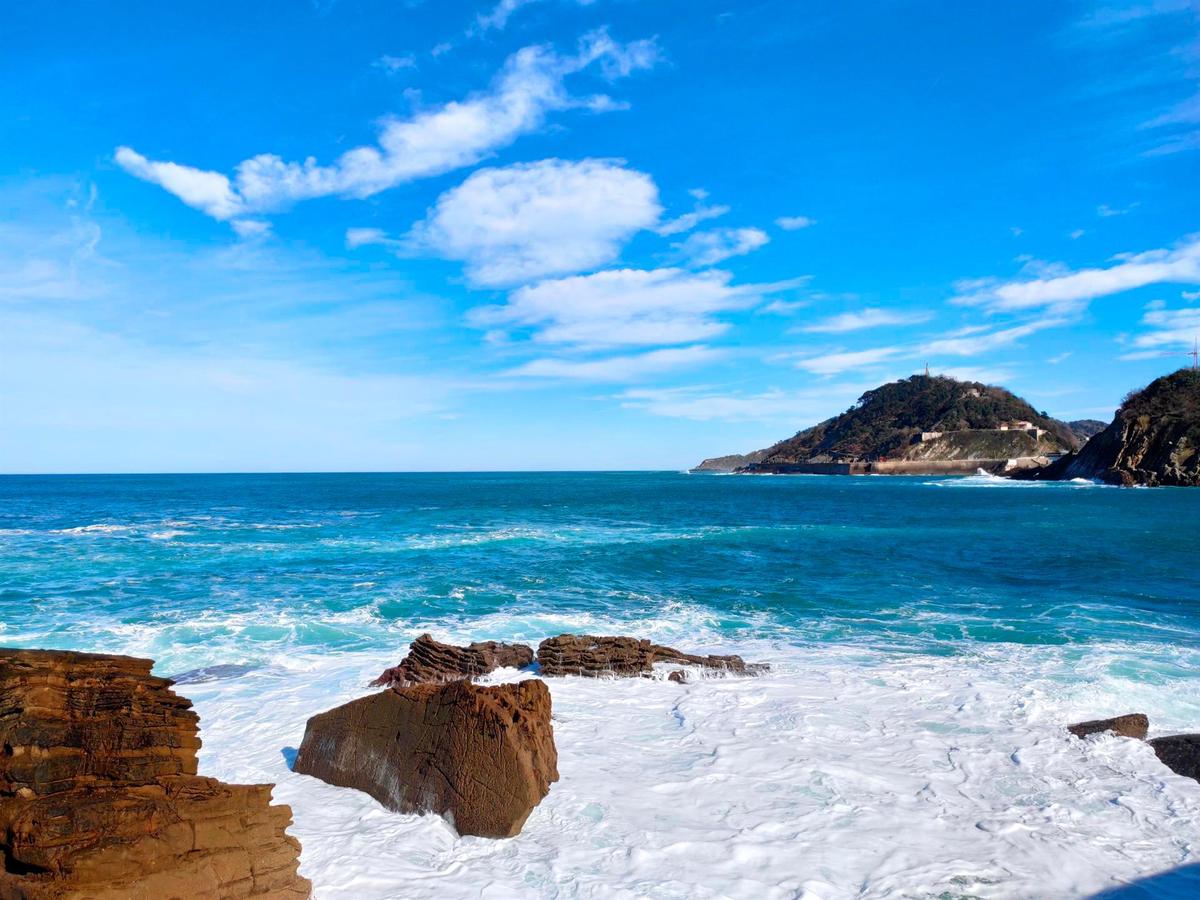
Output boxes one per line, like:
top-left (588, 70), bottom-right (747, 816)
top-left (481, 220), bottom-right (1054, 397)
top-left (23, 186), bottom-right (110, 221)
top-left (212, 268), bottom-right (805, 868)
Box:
top-left (536, 634), bottom-right (766, 678)
top-left (1149, 735), bottom-right (1200, 781)
top-left (294, 679), bottom-right (558, 838)
top-left (1067, 714), bottom-right (1149, 740)
top-left (371, 633), bottom-right (534, 687)
top-left (0, 647), bottom-right (310, 899)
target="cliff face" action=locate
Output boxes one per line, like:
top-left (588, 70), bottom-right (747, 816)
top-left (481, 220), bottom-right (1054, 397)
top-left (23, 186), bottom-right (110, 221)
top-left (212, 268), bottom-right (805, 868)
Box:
top-left (0, 648), bottom-right (310, 899)
top-left (721, 375), bottom-right (1075, 472)
top-left (1024, 369), bottom-right (1200, 487)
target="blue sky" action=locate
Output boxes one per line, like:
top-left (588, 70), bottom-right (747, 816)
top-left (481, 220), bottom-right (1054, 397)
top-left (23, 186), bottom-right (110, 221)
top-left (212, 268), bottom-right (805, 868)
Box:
top-left (1, 0), bottom-right (1198, 472)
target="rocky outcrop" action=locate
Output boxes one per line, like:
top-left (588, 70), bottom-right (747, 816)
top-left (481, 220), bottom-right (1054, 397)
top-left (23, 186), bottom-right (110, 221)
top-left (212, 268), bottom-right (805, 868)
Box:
top-left (1018, 369), bottom-right (1200, 487)
top-left (691, 450), bottom-right (768, 473)
top-left (371, 633), bottom-right (533, 687)
top-left (536, 634), bottom-right (766, 678)
top-left (294, 679), bottom-right (557, 838)
top-left (1067, 713), bottom-right (1149, 740)
top-left (0, 648), bottom-right (310, 899)
top-left (1149, 735), bottom-right (1200, 781)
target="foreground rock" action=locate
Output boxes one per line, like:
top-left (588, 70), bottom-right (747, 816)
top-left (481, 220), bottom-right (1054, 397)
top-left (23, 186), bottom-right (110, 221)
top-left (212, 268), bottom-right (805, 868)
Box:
top-left (371, 633), bottom-right (533, 687)
top-left (0, 648), bottom-right (309, 899)
top-left (1067, 713), bottom-right (1149, 740)
top-left (1150, 735), bottom-right (1200, 781)
top-left (1017, 368), bottom-right (1200, 486)
top-left (537, 634), bottom-right (767, 678)
top-left (294, 679), bottom-right (557, 838)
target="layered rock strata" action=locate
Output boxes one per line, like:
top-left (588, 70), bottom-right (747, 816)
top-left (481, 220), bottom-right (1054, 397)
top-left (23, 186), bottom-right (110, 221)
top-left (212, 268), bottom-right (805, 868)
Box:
top-left (0, 648), bottom-right (310, 899)
top-left (371, 633), bottom-right (533, 687)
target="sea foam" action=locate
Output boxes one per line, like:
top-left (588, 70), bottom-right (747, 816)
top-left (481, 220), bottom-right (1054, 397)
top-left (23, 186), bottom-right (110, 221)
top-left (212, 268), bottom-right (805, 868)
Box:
top-left (183, 635), bottom-right (1200, 900)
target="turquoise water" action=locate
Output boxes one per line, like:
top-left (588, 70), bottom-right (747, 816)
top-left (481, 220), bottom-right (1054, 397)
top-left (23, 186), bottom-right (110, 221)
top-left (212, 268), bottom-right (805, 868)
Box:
top-left (2, 472), bottom-right (1197, 672)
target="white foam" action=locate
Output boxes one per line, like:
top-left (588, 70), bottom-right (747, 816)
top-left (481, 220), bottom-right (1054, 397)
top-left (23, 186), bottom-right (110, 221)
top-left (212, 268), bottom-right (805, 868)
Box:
top-left (182, 639), bottom-right (1200, 900)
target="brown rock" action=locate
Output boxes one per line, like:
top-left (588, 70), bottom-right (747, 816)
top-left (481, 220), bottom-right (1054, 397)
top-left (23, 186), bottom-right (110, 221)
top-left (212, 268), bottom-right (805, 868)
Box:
top-left (1067, 713), bottom-right (1149, 740)
top-left (536, 634), bottom-right (767, 678)
top-left (294, 679), bottom-right (557, 838)
top-left (1149, 734), bottom-right (1200, 781)
top-left (0, 648), bottom-right (310, 899)
top-left (667, 670), bottom-right (688, 684)
top-left (371, 633), bottom-right (533, 687)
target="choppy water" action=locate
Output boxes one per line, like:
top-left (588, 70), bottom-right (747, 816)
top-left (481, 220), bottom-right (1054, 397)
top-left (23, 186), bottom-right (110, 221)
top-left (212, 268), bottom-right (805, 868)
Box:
top-left (2, 472), bottom-right (1200, 898)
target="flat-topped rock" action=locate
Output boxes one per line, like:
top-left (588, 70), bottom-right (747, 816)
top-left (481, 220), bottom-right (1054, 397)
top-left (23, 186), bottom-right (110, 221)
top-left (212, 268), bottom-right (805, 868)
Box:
top-left (371, 633), bottom-right (534, 687)
top-left (536, 634), bottom-right (767, 678)
top-left (1067, 713), bottom-right (1149, 740)
top-left (1150, 734), bottom-right (1200, 781)
top-left (294, 678), bottom-right (557, 838)
top-left (0, 648), bottom-right (310, 899)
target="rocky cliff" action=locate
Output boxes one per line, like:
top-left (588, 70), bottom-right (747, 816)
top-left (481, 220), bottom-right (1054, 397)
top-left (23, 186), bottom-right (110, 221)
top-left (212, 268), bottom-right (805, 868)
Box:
top-left (691, 450), bottom-right (768, 473)
top-left (1017, 368), bottom-right (1200, 486)
top-left (0, 648), bottom-right (310, 899)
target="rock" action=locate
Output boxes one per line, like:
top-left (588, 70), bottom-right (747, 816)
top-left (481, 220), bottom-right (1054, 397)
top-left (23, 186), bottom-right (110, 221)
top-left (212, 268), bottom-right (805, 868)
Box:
top-left (536, 634), bottom-right (767, 678)
top-left (0, 648), bottom-right (310, 899)
top-left (371, 633), bottom-right (533, 687)
top-left (294, 679), bottom-right (557, 838)
top-left (1018, 368), bottom-right (1200, 487)
top-left (667, 670), bottom-right (688, 684)
top-left (1067, 713), bottom-right (1149, 740)
top-left (1150, 735), bottom-right (1200, 781)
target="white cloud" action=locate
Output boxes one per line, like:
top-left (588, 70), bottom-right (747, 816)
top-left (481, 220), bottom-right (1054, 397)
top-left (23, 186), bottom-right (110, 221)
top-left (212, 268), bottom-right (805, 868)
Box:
top-left (656, 193), bottom-right (730, 236)
top-left (618, 383), bottom-right (864, 423)
top-left (1069, 228), bottom-right (1086, 240)
top-left (407, 159), bottom-right (660, 286)
top-left (918, 316), bottom-right (1070, 356)
top-left (113, 147), bottom-right (243, 220)
top-left (954, 235), bottom-right (1200, 312)
top-left (674, 226), bottom-right (769, 266)
top-left (795, 346), bottom-right (903, 375)
top-left (1097, 202), bottom-right (1139, 217)
top-left (374, 54), bottom-right (416, 73)
top-left (230, 219), bottom-right (272, 240)
top-left (506, 345), bottom-right (722, 381)
top-left (801, 307), bottom-right (933, 333)
top-left (469, 267), bottom-right (774, 348)
top-left (776, 215), bottom-right (815, 230)
top-left (345, 227), bottom-right (397, 249)
top-left (116, 31), bottom-right (659, 221)
top-left (1122, 303), bottom-right (1200, 356)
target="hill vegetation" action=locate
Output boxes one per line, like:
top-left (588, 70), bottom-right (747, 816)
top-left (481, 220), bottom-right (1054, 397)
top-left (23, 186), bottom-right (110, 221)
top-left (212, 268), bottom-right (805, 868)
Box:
top-left (744, 375), bottom-right (1076, 467)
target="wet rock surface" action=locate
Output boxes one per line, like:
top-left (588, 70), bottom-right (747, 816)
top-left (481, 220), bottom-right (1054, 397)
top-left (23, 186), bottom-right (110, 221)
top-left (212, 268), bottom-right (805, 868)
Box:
top-left (536, 634), bottom-right (767, 678)
top-left (0, 647), bottom-right (310, 899)
top-left (1150, 735), bottom-right (1200, 782)
top-left (1067, 714), bottom-right (1149, 740)
top-left (294, 678), bottom-right (557, 838)
top-left (370, 633), bottom-right (534, 687)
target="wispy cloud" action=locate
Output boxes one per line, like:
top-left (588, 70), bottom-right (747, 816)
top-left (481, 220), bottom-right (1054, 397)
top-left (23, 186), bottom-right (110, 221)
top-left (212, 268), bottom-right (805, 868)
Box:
top-left (656, 189), bottom-right (729, 236)
top-left (404, 158), bottom-right (660, 286)
top-left (469, 267), bottom-right (780, 348)
top-left (801, 307), bottom-right (933, 333)
top-left (954, 234), bottom-right (1200, 312)
top-left (1120, 301), bottom-right (1200, 358)
top-left (116, 31), bottom-right (659, 225)
top-left (775, 215), bottom-right (815, 231)
top-left (374, 54), bottom-right (417, 74)
top-left (794, 346), bottom-right (904, 375)
top-left (617, 383), bottom-right (864, 423)
top-left (506, 345), bottom-right (723, 381)
top-left (674, 226), bottom-right (769, 266)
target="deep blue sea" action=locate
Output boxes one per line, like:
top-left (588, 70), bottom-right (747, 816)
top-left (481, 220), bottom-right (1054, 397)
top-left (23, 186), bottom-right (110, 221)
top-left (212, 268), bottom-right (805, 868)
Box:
top-left (2, 472), bottom-right (1198, 669)
top-left (3, 472), bottom-right (1200, 898)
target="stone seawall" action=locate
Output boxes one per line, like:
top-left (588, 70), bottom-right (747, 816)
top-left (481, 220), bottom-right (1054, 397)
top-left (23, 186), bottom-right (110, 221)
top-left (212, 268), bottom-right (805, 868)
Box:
top-left (749, 459), bottom-right (1017, 476)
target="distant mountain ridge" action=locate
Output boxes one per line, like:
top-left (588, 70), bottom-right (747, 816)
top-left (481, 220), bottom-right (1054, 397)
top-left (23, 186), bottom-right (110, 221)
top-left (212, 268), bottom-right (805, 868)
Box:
top-left (693, 375), bottom-right (1077, 474)
top-left (1017, 369), bottom-right (1200, 487)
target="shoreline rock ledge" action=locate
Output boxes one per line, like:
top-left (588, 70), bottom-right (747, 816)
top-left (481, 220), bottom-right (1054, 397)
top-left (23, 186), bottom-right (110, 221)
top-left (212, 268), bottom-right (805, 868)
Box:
top-left (0, 647), bottom-right (310, 899)
top-left (536, 634), bottom-right (768, 678)
top-left (371, 633), bottom-right (533, 687)
top-left (294, 678), bottom-right (557, 838)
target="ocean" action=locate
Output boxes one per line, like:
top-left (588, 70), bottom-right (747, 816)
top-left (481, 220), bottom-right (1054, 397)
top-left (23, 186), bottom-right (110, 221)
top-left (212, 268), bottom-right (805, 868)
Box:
top-left (2, 471), bottom-right (1199, 898)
